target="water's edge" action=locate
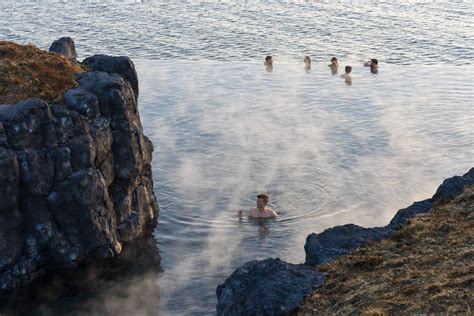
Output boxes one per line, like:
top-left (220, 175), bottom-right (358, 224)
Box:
top-left (216, 168), bottom-right (474, 315)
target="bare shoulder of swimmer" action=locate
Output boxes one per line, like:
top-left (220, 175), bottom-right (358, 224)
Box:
top-left (267, 207), bottom-right (278, 217)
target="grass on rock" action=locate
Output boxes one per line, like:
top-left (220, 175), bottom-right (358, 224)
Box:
top-left (298, 186), bottom-right (474, 315)
top-left (0, 41), bottom-right (85, 104)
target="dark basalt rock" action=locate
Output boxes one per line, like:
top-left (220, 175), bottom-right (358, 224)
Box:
top-left (0, 234), bottom-right (161, 315)
top-left (304, 198), bottom-right (434, 266)
top-left (0, 50), bottom-right (158, 290)
top-left (216, 258), bottom-right (324, 316)
top-left (304, 225), bottom-right (392, 266)
top-left (48, 37), bottom-right (78, 59)
top-left (304, 168), bottom-right (473, 266)
top-left (432, 167), bottom-right (474, 203)
top-left (82, 55), bottom-right (139, 99)
top-left (387, 199), bottom-right (433, 229)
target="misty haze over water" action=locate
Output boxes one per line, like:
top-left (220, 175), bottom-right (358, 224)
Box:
top-left (1, 1), bottom-right (473, 315)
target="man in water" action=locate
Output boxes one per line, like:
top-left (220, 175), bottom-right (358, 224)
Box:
top-left (238, 193), bottom-right (278, 219)
top-left (364, 58), bottom-right (379, 74)
top-left (304, 56), bottom-right (311, 71)
top-left (249, 193), bottom-right (278, 218)
top-left (340, 65), bottom-right (352, 85)
top-left (264, 55), bottom-right (273, 72)
top-left (329, 57), bottom-right (339, 75)
top-left (264, 55), bottom-right (273, 66)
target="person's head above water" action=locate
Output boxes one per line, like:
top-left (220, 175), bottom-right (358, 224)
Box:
top-left (330, 57), bottom-right (338, 66)
top-left (248, 193), bottom-right (278, 218)
top-left (304, 56), bottom-right (311, 65)
top-left (345, 65), bottom-right (352, 74)
top-left (371, 58), bottom-right (378, 66)
top-left (256, 193), bottom-right (269, 210)
top-left (265, 55), bottom-right (273, 66)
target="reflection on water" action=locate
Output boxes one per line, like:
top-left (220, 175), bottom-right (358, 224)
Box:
top-left (137, 61), bottom-right (474, 314)
top-left (253, 219), bottom-right (274, 238)
top-left (0, 235), bottom-right (162, 316)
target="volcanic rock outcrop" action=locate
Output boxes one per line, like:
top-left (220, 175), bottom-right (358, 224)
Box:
top-left (216, 258), bottom-right (324, 316)
top-left (0, 47), bottom-right (158, 290)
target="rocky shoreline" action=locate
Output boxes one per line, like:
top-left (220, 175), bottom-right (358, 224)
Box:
top-left (216, 168), bottom-right (474, 315)
top-left (0, 38), bottom-right (158, 293)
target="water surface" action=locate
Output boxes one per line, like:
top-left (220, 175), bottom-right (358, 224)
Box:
top-left (1, 1), bottom-right (473, 64)
top-left (137, 61), bottom-right (473, 314)
top-left (1, 1), bottom-right (473, 315)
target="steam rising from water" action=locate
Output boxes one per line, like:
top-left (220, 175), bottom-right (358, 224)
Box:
top-left (137, 61), bottom-right (474, 314)
top-left (10, 62), bottom-right (473, 316)
top-left (1, 1), bottom-right (473, 314)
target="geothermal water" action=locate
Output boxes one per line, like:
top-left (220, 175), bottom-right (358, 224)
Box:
top-left (1, 1), bottom-right (473, 315)
top-left (139, 62), bottom-right (473, 315)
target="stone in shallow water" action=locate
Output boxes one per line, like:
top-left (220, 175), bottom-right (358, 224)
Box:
top-left (216, 258), bottom-right (324, 316)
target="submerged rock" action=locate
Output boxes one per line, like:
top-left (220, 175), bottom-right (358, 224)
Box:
top-left (48, 37), bottom-right (78, 59)
top-left (0, 45), bottom-right (158, 290)
top-left (216, 258), bottom-right (324, 316)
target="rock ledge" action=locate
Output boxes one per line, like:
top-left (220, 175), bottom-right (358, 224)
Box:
top-left (0, 41), bottom-right (158, 290)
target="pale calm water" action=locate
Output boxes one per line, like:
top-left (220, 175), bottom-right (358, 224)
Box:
top-left (1, 1), bottom-right (474, 315)
top-left (139, 62), bottom-right (473, 315)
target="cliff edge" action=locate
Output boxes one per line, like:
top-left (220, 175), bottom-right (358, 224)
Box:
top-left (0, 40), bottom-right (158, 290)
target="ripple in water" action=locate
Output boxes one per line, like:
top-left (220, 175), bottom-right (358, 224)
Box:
top-left (1, 1), bottom-right (473, 64)
top-left (2, 1), bottom-right (473, 315)
top-left (138, 61), bottom-right (473, 314)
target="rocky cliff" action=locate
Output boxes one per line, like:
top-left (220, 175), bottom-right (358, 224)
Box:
top-left (0, 41), bottom-right (158, 290)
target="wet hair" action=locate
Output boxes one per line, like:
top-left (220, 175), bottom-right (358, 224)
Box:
top-left (304, 56), bottom-right (311, 63)
top-left (345, 65), bottom-right (352, 73)
top-left (257, 193), bottom-right (269, 204)
top-left (265, 56), bottom-right (272, 62)
top-left (371, 58), bottom-right (378, 65)
top-left (331, 57), bottom-right (338, 62)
